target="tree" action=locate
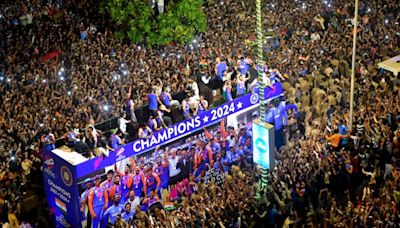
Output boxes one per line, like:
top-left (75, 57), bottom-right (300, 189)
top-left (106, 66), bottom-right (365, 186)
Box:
top-left (102, 0), bottom-right (207, 46)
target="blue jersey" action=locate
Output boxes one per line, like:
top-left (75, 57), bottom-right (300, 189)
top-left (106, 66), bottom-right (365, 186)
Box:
top-left (148, 93), bottom-right (158, 111)
top-left (266, 107), bottom-right (275, 123)
top-left (160, 92), bottom-right (171, 107)
top-left (273, 107), bottom-right (284, 130)
top-left (121, 211), bottom-right (135, 222)
top-left (230, 151), bottom-right (241, 163)
top-left (132, 174), bottom-right (144, 197)
top-left (212, 143), bottom-right (221, 153)
top-left (221, 154), bottom-right (232, 172)
top-left (338, 125), bottom-right (348, 135)
top-left (236, 80), bottom-right (246, 95)
top-left (80, 31), bottom-right (87, 41)
top-left (155, 165), bottom-right (169, 187)
top-left (91, 186), bottom-right (107, 208)
top-left (120, 174), bottom-right (132, 201)
top-left (183, 101), bottom-right (190, 117)
top-left (216, 62), bottom-right (227, 79)
top-left (126, 99), bottom-right (134, 115)
top-left (238, 60), bottom-right (249, 75)
top-left (146, 175), bottom-right (157, 191)
top-left (148, 119), bottom-right (156, 130)
top-left (110, 134), bottom-right (119, 149)
top-left (239, 136), bottom-right (246, 146)
top-left (141, 128), bottom-right (150, 138)
top-left (224, 86), bottom-right (233, 101)
top-left (102, 204), bottom-right (124, 225)
top-left (270, 71), bottom-right (278, 84)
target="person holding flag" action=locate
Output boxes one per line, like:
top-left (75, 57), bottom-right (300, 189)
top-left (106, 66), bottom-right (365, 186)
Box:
top-left (88, 175), bottom-right (108, 228)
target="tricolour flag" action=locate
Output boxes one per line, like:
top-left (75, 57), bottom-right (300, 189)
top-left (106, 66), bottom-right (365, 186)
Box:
top-left (55, 198), bottom-right (67, 214)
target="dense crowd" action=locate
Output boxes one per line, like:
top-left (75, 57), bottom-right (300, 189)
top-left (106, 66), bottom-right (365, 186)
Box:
top-left (0, 0), bottom-right (399, 227)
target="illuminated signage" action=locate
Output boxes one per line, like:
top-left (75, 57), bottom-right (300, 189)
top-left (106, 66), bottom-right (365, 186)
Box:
top-left (252, 119), bottom-right (275, 169)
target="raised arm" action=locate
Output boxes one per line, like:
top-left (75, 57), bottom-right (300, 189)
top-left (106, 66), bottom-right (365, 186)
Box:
top-left (114, 163), bottom-right (123, 177)
top-left (204, 128), bottom-right (212, 140)
top-left (275, 69), bottom-right (285, 81)
top-left (143, 176), bottom-right (148, 196)
top-left (220, 121), bottom-right (227, 138)
top-left (207, 146), bottom-right (214, 167)
top-left (127, 85), bottom-right (132, 100)
top-left (164, 149), bottom-right (169, 167)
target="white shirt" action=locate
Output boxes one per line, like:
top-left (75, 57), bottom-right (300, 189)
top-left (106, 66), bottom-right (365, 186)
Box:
top-left (85, 124), bottom-right (98, 139)
top-left (201, 75), bottom-right (210, 84)
top-left (168, 156), bottom-right (181, 177)
top-left (118, 117), bottom-right (130, 134)
top-left (191, 81), bottom-right (199, 98)
top-left (226, 135), bottom-right (236, 148)
top-left (125, 196), bottom-right (141, 210)
top-left (310, 32), bottom-right (320, 42)
top-left (26, 14), bottom-right (33, 25)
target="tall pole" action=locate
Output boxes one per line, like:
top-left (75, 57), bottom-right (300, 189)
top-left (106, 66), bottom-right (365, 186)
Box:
top-left (256, 0), bottom-right (265, 120)
top-left (255, 0), bottom-right (269, 196)
top-left (349, 0), bottom-right (359, 131)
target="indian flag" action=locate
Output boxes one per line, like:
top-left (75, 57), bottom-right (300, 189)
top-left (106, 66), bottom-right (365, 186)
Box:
top-left (55, 198), bottom-right (67, 214)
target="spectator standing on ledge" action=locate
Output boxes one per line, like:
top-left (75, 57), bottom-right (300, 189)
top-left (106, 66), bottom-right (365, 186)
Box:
top-left (126, 86), bottom-right (138, 124)
top-left (147, 88), bottom-right (160, 118)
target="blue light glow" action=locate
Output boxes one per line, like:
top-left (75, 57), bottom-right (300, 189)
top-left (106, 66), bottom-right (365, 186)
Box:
top-left (252, 122), bottom-right (270, 169)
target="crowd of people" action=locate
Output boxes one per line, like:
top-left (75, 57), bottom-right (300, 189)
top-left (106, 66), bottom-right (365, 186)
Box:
top-left (80, 121), bottom-right (256, 227)
top-left (0, 0), bottom-right (399, 227)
